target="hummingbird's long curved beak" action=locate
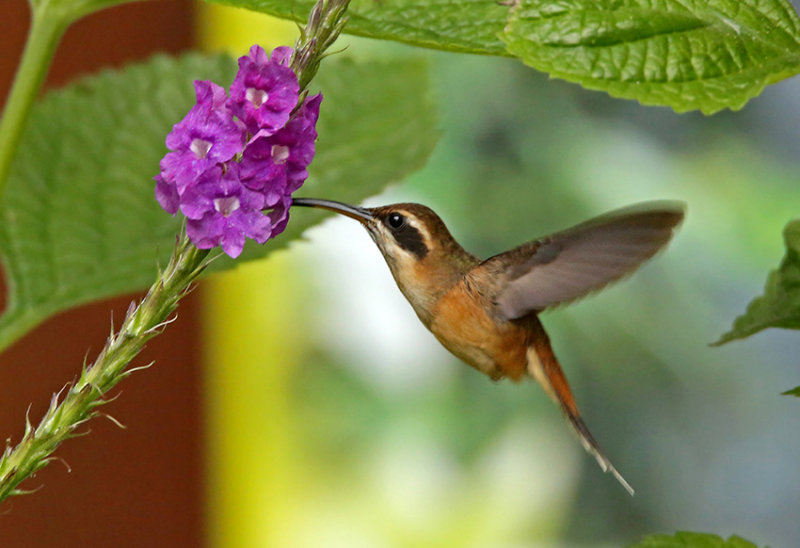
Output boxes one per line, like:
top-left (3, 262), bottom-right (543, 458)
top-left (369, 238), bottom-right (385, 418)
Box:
top-left (292, 197), bottom-right (373, 223)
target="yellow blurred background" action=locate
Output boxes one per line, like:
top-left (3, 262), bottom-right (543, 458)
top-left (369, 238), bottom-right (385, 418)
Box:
top-left (198, 3), bottom-right (800, 548)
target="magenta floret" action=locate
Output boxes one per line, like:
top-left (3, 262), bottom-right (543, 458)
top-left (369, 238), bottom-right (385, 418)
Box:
top-left (228, 45), bottom-right (301, 136)
top-left (154, 45), bottom-right (321, 258)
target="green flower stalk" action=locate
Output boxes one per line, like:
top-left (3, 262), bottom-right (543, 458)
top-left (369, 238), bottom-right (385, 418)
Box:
top-left (0, 231), bottom-right (211, 503)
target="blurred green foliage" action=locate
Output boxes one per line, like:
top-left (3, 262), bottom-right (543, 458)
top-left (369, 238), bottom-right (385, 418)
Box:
top-left (284, 44), bottom-right (800, 546)
top-left (628, 531), bottom-right (758, 548)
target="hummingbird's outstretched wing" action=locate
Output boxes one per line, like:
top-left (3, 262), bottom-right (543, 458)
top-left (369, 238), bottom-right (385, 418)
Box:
top-left (485, 201), bottom-right (685, 320)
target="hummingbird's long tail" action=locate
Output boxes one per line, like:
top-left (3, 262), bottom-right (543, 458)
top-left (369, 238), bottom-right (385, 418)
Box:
top-left (525, 333), bottom-right (634, 496)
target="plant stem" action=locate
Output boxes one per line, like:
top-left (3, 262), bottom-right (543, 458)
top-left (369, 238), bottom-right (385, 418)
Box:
top-left (0, 4), bottom-right (69, 199)
top-left (0, 232), bottom-right (211, 503)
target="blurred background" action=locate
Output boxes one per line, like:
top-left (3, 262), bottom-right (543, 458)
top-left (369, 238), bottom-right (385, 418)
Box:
top-left (1, 0), bottom-right (799, 546)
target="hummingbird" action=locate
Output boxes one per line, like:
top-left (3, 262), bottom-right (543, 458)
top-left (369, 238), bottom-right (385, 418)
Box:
top-left (292, 197), bottom-right (685, 495)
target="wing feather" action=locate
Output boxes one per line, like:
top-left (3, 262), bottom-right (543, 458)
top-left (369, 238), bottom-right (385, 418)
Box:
top-left (488, 202), bottom-right (685, 319)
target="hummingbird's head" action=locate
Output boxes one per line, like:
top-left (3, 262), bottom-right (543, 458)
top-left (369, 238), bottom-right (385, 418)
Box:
top-left (291, 197), bottom-right (478, 323)
top-left (291, 197), bottom-right (467, 264)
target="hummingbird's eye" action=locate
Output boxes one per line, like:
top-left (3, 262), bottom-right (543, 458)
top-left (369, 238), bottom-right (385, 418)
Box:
top-left (386, 212), bottom-right (406, 229)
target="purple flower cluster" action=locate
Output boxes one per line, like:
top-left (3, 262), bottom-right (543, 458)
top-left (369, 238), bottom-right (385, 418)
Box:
top-left (156, 45), bottom-right (321, 258)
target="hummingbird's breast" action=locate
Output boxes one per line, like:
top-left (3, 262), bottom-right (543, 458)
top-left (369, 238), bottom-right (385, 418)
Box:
top-left (429, 274), bottom-right (533, 381)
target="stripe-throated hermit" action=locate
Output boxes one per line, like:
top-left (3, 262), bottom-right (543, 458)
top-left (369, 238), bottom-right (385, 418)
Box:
top-left (293, 197), bottom-right (685, 494)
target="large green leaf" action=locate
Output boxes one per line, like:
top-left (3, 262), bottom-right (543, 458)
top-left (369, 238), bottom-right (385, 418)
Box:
top-left (203, 0), bottom-right (510, 55)
top-left (715, 220), bottom-right (800, 345)
top-left (628, 531), bottom-right (758, 548)
top-left (206, 0), bottom-right (800, 112)
top-left (502, 0), bottom-right (800, 114)
top-left (0, 53), bottom-right (437, 350)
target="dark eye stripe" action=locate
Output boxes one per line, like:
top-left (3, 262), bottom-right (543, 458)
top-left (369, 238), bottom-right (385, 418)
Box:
top-left (394, 224), bottom-right (428, 258)
top-left (383, 213), bottom-right (428, 259)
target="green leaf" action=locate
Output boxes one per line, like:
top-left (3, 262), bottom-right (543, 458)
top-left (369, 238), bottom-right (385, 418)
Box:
top-left (0, 53), bottom-right (437, 351)
top-left (502, 0), bottom-right (800, 114)
top-left (203, 0), bottom-right (510, 55)
top-left (203, 0), bottom-right (800, 111)
top-left (781, 386), bottom-right (800, 397)
top-left (43, 0), bottom-right (140, 21)
top-left (628, 531), bottom-right (758, 548)
top-left (715, 220), bottom-right (800, 345)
